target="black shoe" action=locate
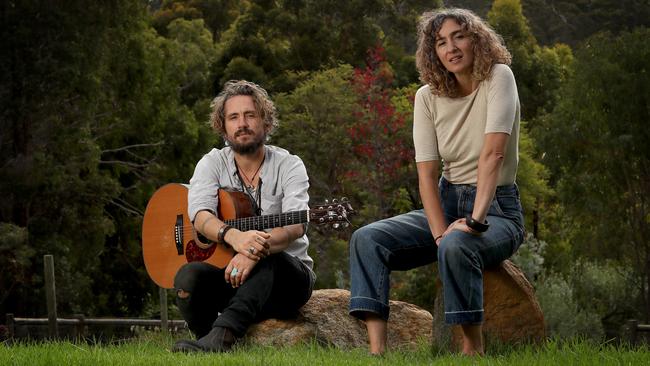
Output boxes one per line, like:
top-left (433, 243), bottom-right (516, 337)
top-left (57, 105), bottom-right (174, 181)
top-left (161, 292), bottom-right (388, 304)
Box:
top-left (172, 326), bottom-right (237, 353)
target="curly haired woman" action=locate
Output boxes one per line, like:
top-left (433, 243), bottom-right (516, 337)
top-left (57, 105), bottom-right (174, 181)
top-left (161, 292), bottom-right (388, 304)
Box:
top-left (348, 8), bottom-right (525, 356)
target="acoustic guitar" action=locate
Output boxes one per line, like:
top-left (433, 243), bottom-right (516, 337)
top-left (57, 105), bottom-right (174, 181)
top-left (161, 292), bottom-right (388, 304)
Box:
top-left (142, 183), bottom-right (353, 288)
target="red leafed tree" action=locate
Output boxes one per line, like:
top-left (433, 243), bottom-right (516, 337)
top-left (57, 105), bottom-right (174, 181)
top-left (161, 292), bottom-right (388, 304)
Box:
top-left (347, 45), bottom-right (416, 219)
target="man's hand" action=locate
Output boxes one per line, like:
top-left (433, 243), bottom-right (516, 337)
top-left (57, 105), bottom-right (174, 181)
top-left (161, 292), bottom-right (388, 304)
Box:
top-left (224, 229), bottom-right (271, 260)
top-left (225, 254), bottom-right (258, 288)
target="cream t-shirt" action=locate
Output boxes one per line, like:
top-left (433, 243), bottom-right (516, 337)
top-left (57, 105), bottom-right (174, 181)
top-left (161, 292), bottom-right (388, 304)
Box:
top-left (413, 63), bottom-right (520, 185)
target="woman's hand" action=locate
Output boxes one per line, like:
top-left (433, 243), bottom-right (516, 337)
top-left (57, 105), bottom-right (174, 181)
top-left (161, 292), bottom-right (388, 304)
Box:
top-left (224, 229), bottom-right (271, 260)
top-left (225, 254), bottom-right (258, 288)
top-left (443, 218), bottom-right (481, 237)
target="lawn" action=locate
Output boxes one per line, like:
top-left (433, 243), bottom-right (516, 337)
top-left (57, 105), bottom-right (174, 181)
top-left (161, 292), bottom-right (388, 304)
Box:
top-left (1, 335), bottom-right (649, 365)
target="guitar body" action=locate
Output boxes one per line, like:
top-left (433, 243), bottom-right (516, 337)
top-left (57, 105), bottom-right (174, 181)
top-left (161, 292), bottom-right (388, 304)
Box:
top-left (142, 184), bottom-right (249, 289)
top-left (142, 184), bottom-right (353, 289)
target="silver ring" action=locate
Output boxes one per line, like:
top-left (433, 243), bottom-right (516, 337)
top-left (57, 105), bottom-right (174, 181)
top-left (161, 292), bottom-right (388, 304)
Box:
top-left (248, 247), bottom-right (255, 255)
top-left (230, 268), bottom-right (238, 277)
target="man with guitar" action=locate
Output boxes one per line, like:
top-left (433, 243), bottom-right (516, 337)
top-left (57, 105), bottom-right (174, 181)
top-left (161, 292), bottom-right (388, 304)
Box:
top-left (171, 80), bottom-right (314, 353)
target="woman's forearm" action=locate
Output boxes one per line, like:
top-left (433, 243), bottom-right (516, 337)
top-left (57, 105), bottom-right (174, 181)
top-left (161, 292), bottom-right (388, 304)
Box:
top-left (473, 133), bottom-right (509, 222)
top-left (417, 161), bottom-right (447, 238)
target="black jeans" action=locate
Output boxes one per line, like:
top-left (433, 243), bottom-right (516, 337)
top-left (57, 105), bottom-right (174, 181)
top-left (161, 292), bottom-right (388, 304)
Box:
top-left (174, 252), bottom-right (313, 338)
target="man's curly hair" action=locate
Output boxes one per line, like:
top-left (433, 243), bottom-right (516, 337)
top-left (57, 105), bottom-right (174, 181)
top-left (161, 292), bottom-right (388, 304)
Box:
top-left (209, 80), bottom-right (278, 137)
top-left (415, 8), bottom-right (511, 98)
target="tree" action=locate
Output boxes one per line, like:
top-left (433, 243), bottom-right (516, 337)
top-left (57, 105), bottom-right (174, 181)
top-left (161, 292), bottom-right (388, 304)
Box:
top-left (0, 2), bottom-right (219, 317)
top-left (488, 0), bottom-right (573, 120)
top-left (447, 0), bottom-right (650, 47)
top-left (487, 0), bottom-right (570, 245)
top-left (0, 0), bottom-right (146, 317)
top-left (211, 0), bottom-right (438, 93)
top-left (151, 0), bottom-right (241, 41)
top-left (271, 47), bottom-right (421, 290)
top-left (346, 46), bottom-right (417, 220)
top-left (92, 18), bottom-right (219, 316)
top-left (538, 28), bottom-right (650, 321)
top-left (522, 0), bottom-right (650, 47)
top-left (273, 66), bottom-right (357, 289)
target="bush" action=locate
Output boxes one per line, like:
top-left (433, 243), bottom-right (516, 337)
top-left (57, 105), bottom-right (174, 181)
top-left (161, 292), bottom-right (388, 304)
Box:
top-left (569, 261), bottom-right (640, 338)
top-left (534, 260), bottom-right (640, 340)
top-left (510, 233), bottom-right (546, 281)
top-left (536, 272), bottom-right (604, 339)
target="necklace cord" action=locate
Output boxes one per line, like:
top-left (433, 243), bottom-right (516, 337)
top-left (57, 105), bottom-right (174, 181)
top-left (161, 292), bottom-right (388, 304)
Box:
top-left (234, 156), bottom-right (264, 216)
top-left (235, 156), bottom-right (264, 189)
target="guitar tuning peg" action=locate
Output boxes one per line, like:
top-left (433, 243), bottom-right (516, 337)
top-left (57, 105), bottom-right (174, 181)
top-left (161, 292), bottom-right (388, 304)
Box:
top-left (341, 197), bottom-right (348, 202)
top-left (324, 199), bottom-right (329, 204)
top-left (343, 222), bottom-right (350, 228)
top-left (332, 223), bottom-right (340, 229)
top-left (332, 198), bottom-right (338, 203)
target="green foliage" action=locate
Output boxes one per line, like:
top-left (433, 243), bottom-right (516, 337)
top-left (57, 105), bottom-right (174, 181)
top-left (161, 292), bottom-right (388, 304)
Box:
top-left (0, 0), bottom-right (144, 317)
top-left (220, 57), bottom-right (268, 86)
top-left (273, 65), bottom-right (356, 200)
top-left (489, 0), bottom-right (537, 48)
top-left (0, 224), bottom-right (33, 308)
top-left (166, 18), bottom-right (219, 103)
top-left (536, 260), bottom-right (640, 340)
top-left (346, 47), bottom-right (418, 220)
top-left (273, 65), bottom-right (357, 289)
top-left (0, 1), bottom-right (218, 318)
top-left (151, 0), bottom-right (241, 40)
top-left (570, 261), bottom-right (641, 335)
top-left (209, 0), bottom-right (439, 92)
top-left (392, 264), bottom-right (438, 313)
top-left (488, 0), bottom-right (573, 120)
top-left (271, 54), bottom-right (419, 289)
top-left (536, 272), bottom-right (605, 340)
top-left (522, 0), bottom-right (650, 47)
top-left (449, 0), bottom-right (650, 47)
top-left (515, 123), bottom-right (552, 232)
top-left (3, 0), bottom-right (646, 336)
top-left (535, 28), bottom-right (650, 319)
top-left (510, 233), bottom-right (547, 281)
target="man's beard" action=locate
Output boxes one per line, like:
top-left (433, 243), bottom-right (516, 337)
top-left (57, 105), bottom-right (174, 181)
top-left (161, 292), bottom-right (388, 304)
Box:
top-left (226, 128), bottom-right (266, 155)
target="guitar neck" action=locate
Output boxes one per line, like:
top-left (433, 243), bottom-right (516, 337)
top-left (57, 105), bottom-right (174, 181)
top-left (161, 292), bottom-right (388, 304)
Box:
top-left (224, 210), bottom-right (309, 232)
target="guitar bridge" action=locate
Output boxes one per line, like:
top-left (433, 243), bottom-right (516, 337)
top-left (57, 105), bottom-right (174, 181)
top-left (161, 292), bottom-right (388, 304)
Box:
top-left (175, 215), bottom-right (184, 255)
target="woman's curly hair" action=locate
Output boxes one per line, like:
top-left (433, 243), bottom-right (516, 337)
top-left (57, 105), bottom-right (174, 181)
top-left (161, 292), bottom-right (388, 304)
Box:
top-left (209, 80), bottom-right (278, 137)
top-left (415, 8), bottom-right (511, 97)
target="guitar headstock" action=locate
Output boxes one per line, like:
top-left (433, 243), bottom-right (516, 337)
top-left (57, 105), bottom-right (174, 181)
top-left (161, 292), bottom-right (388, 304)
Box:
top-left (310, 198), bottom-right (355, 229)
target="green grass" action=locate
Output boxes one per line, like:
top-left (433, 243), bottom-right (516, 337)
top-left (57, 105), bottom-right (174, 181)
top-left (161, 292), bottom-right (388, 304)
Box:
top-left (1, 334), bottom-right (649, 366)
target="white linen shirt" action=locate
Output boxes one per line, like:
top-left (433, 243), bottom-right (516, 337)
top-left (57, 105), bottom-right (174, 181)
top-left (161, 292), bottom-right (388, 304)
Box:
top-left (188, 145), bottom-right (314, 279)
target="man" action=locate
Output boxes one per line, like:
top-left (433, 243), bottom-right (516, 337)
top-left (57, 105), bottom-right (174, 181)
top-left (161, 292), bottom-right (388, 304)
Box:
top-left (172, 80), bottom-right (314, 353)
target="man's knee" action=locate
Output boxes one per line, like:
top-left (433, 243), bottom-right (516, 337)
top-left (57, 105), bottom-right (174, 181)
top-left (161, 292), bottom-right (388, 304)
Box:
top-left (173, 261), bottom-right (211, 293)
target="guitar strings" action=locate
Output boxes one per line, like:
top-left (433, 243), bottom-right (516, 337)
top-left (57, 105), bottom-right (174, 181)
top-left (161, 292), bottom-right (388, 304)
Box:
top-left (174, 210), bottom-right (311, 234)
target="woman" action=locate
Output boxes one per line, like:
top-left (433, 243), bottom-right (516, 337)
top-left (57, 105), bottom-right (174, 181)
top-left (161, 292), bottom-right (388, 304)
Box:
top-left (348, 8), bottom-right (525, 356)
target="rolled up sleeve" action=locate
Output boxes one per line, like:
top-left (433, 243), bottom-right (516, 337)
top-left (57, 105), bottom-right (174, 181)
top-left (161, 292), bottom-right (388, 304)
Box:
top-left (188, 154), bottom-right (222, 222)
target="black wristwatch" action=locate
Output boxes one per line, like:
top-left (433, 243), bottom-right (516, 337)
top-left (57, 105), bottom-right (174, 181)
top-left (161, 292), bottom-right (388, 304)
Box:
top-left (465, 214), bottom-right (489, 232)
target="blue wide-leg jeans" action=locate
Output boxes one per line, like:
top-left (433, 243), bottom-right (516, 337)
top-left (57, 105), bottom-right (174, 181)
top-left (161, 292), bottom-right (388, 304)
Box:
top-left (349, 177), bottom-right (525, 324)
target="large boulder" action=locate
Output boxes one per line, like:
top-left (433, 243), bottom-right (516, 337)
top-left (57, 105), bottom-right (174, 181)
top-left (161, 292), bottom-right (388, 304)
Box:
top-left (432, 260), bottom-right (546, 349)
top-left (246, 288), bottom-right (432, 349)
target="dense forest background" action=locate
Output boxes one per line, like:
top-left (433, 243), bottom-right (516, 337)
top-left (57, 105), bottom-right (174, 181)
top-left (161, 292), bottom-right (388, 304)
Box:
top-left (1, 0), bottom-right (649, 340)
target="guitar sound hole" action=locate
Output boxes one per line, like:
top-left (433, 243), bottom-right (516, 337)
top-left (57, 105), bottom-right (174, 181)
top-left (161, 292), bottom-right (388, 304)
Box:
top-left (185, 240), bottom-right (217, 262)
